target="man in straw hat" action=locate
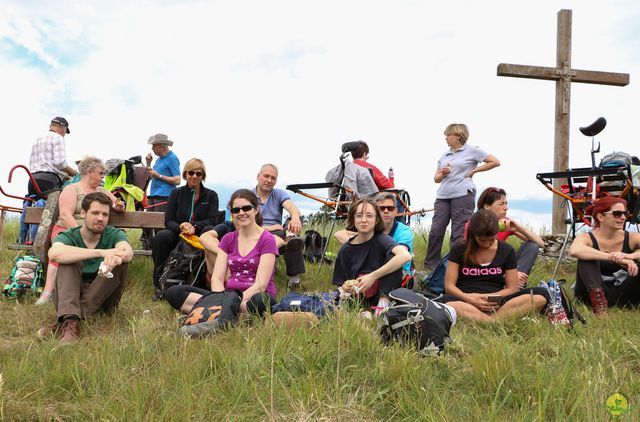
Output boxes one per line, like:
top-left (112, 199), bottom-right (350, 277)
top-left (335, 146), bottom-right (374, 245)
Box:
top-left (142, 133), bottom-right (181, 247)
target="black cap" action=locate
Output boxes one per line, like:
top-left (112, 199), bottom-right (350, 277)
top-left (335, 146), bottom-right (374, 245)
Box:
top-left (51, 117), bottom-right (70, 134)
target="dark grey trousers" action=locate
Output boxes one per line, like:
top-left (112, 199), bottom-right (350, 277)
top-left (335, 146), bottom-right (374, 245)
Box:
top-left (424, 191), bottom-right (475, 270)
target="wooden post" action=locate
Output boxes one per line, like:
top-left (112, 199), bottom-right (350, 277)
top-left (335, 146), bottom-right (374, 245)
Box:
top-left (497, 9), bottom-right (629, 234)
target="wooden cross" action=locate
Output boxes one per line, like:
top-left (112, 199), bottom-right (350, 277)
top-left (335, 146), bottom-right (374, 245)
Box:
top-left (497, 9), bottom-right (629, 234)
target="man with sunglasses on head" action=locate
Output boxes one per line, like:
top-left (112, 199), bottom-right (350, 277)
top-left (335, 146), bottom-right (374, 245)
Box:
top-left (28, 116), bottom-right (77, 195)
top-left (335, 192), bottom-right (414, 275)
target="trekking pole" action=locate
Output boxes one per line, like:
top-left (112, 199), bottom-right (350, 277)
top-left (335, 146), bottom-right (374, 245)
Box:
top-left (551, 202), bottom-right (576, 281)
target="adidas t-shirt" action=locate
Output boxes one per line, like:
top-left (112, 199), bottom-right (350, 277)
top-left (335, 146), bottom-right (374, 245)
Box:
top-left (447, 240), bottom-right (517, 294)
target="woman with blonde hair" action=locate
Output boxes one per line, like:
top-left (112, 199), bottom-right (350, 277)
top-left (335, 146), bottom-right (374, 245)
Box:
top-left (151, 158), bottom-right (223, 301)
top-left (424, 123), bottom-right (500, 272)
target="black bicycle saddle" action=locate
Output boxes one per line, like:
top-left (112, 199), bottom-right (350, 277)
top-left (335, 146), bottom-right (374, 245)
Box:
top-left (341, 141), bottom-right (361, 153)
top-left (579, 117), bottom-right (607, 137)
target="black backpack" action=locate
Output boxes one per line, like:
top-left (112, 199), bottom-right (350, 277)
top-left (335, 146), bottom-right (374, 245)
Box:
top-left (303, 230), bottom-right (327, 263)
top-left (159, 239), bottom-right (207, 295)
top-left (177, 290), bottom-right (242, 338)
top-left (380, 288), bottom-right (454, 354)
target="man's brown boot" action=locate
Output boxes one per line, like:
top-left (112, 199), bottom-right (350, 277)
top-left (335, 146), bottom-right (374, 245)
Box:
top-left (59, 319), bottom-right (81, 345)
top-left (37, 321), bottom-right (61, 339)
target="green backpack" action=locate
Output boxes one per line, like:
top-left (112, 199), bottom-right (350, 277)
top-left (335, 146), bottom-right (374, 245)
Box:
top-left (3, 255), bottom-right (43, 298)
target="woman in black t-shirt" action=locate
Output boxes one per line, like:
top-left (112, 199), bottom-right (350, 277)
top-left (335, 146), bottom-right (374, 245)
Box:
top-left (443, 210), bottom-right (549, 322)
top-left (332, 198), bottom-right (412, 313)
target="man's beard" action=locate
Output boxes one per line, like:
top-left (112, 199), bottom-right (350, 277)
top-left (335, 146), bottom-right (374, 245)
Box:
top-left (86, 223), bottom-right (105, 235)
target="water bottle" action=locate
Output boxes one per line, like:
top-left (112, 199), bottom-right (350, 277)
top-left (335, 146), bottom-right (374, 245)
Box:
top-left (388, 167), bottom-right (395, 187)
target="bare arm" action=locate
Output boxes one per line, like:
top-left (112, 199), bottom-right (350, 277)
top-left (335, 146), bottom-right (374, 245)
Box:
top-left (239, 253), bottom-right (276, 302)
top-left (199, 230), bottom-right (220, 253)
top-left (508, 220), bottom-right (544, 248)
top-left (492, 268), bottom-right (519, 297)
top-left (211, 249), bottom-right (229, 292)
top-left (48, 241), bottom-right (132, 270)
top-left (114, 240), bottom-right (134, 263)
top-left (467, 154), bottom-right (500, 177)
top-left (58, 185), bottom-right (81, 228)
top-left (570, 233), bottom-right (610, 261)
top-left (282, 199), bottom-right (302, 235)
top-left (149, 170), bottom-right (181, 186)
top-left (433, 166), bottom-right (450, 184)
top-left (334, 229), bottom-right (357, 245)
top-left (356, 245), bottom-right (411, 292)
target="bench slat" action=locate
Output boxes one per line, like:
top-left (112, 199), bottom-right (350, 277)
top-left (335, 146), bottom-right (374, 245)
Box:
top-left (24, 207), bottom-right (165, 229)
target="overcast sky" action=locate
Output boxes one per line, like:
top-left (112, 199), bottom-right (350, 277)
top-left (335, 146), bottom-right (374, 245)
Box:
top-left (1, 0), bottom-right (638, 232)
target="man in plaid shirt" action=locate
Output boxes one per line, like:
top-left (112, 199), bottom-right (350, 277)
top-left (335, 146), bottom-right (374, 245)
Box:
top-left (28, 117), bottom-right (77, 195)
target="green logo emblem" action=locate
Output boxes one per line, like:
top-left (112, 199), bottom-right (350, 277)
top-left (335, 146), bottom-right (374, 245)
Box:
top-left (606, 393), bottom-right (629, 417)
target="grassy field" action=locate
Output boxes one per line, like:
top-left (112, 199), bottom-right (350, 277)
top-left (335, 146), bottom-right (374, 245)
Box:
top-left (1, 219), bottom-right (639, 420)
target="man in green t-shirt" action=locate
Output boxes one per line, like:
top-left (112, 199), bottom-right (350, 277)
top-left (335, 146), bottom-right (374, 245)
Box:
top-left (37, 192), bottom-right (133, 345)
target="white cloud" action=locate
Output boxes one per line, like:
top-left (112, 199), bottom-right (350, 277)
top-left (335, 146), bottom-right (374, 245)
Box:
top-left (0, 0), bottom-right (638, 235)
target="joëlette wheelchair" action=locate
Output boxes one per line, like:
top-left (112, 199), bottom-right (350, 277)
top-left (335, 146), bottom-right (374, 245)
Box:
top-left (286, 141), bottom-right (431, 268)
top-left (536, 117), bottom-right (639, 277)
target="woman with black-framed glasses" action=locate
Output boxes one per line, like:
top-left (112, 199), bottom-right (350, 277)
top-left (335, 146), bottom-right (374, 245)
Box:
top-left (150, 158), bottom-right (224, 300)
top-left (165, 189), bottom-right (279, 319)
top-left (570, 196), bottom-right (640, 315)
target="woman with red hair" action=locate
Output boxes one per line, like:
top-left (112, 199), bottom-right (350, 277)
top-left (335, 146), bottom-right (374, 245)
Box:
top-left (570, 196), bottom-right (640, 315)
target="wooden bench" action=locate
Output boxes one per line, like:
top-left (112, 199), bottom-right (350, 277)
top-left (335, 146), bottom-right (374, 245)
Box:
top-left (7, 191), bottom-right (165, 264)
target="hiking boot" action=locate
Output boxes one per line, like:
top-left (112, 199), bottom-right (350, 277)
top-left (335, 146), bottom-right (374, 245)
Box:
top-left (37, 321), bottom-right (61, 339)
top-left (58, 319), bottom-right (81, 345)
top-left (589, 288), bottom-right (608, 316)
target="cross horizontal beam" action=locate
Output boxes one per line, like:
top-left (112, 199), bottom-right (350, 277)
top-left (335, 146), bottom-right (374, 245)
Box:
top-left (497, 63), bottom-right (630, 86)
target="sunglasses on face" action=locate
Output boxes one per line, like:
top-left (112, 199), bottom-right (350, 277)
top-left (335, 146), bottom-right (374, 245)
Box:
top-left (187, 171), bottom-right (203, 177)
top-left (603, 210), bottom-right (627, 218)
top-left (230, 205), bottom-right (255, 214)
top-left (379, 205), bottom-right (396, 212)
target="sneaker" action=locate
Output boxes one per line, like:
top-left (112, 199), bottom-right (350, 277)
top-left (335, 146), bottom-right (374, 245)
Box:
top-left (58, 319), bottom-right (81, 345)
top-left (177, 318), bottom-right (228, 338)
top-left (37, 321), bottom-right (61, 339)
top-left (35, 291), bottom-right (53, 306)
top-left (287, 275), bottom-right (301, 289)
top-left (151, 288), bottom-right (164, 302)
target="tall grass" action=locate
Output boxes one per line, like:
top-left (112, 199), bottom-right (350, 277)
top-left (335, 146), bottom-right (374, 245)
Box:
top-left (1, 220), bottom-right (639, 420)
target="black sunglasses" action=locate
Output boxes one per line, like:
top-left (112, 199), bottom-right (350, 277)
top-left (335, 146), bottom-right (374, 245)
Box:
top-left (230, 205), bottom-right (255, 214)
top-left (603, 210), bottom-right (627, 218)
top-left (379, 205), bottom-right (396, 212)
top-left (187, 171), bottom-right (203, 177)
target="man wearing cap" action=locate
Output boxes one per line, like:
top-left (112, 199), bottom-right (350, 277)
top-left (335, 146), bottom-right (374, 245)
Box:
top-left (142, 134), bottom-right (180, 247)
top-left (28, 117), bottom-right (77, 195)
